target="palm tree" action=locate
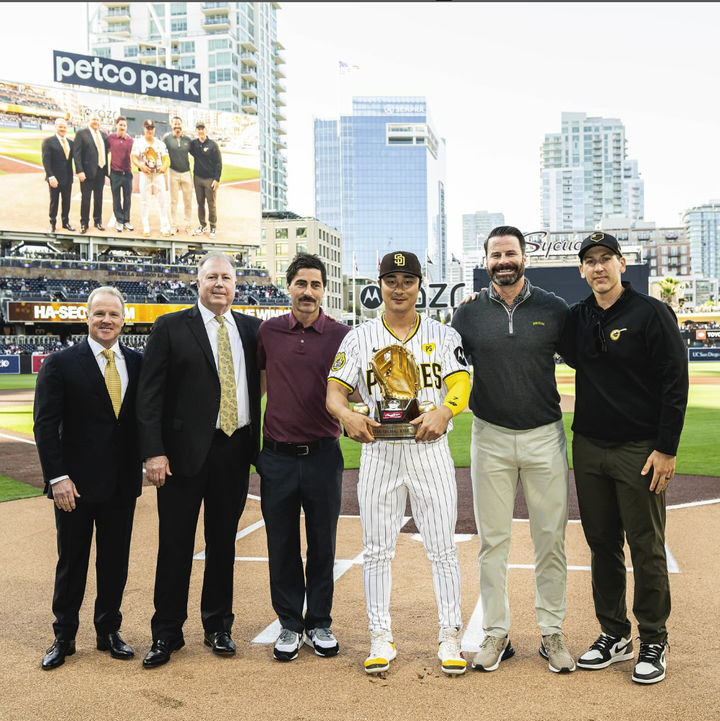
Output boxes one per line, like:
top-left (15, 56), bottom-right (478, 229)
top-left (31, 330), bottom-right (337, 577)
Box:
top-left (658, 276), bottom-right (683, 307)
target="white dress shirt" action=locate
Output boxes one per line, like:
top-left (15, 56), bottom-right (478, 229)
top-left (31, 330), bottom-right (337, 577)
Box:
top-left (49, 338), bottom-right (129, 486)
top-left (198, 302), bottom-right (250, 430)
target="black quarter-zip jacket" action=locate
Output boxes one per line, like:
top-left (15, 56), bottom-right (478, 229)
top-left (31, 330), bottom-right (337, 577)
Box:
top-left (565, 282), bottom-right (688, 455)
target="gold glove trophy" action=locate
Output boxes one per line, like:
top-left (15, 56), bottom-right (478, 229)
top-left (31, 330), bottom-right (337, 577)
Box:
top-left (353, 344), bottom-right (435, 440)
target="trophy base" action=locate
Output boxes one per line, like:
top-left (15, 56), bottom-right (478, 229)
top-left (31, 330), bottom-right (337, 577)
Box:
top-left (371, 423), bottom-right (417, 440)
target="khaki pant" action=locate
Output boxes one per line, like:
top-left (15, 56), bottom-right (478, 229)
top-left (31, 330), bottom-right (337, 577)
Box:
top-left (169, 169), bottom-right (193, 229)
top-left (471, 417), bottom-right (569, 636)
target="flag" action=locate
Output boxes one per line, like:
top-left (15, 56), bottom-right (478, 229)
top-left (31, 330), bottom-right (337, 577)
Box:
top-left (451, 254), bottom-right (460, 264)
top-left (353, 253), bottom-right (359, 272)
top-left (426, 255), bottom-right (434, 265)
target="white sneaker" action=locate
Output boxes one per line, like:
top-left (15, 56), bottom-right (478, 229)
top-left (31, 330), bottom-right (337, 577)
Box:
top-left (577, 633), bottom-right (633, 670)
top-left (273, 628), bottom-right (303, 662)
top-left (438, 627), bottom-right (466, 676)
top-left (305, 627), bottom-right (339, 657)
top-left (364, 629), bottom-right (396, 674)
top-left (632, 641), bottom-right (667, 684)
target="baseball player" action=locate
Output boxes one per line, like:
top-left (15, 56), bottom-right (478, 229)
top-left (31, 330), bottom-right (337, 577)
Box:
top-left (326, 251), bottom-right (471, 676)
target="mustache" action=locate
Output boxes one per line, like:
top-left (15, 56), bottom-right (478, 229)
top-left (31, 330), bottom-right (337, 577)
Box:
top-left (298, 296), bottom-right (316, 303)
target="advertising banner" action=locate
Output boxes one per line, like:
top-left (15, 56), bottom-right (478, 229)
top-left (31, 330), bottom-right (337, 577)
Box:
top-left (32, 353), bottom-right (49, 373)
top-left (0, 355), bottom-right (21, 374)
top-left (688, 348), bottom-right (720, 361)
top-left (0, 77), bottom-right (260, 245)
top-left (7, 301), bottom-right (288, 324)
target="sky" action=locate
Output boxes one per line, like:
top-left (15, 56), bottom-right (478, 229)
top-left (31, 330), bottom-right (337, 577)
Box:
top-left (2, 2), bottom-right (719, 258)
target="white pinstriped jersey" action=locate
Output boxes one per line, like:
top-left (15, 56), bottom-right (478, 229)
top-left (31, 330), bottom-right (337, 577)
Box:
top-left (328, 313), bottom-right (469, 432)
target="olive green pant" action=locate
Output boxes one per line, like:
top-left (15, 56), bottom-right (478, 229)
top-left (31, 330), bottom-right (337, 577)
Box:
top-left (572, 433), bottom-right (670, 643)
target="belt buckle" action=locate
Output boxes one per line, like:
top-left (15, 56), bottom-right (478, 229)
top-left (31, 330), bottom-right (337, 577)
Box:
top-left (296, 444), bottom-right (310, 456)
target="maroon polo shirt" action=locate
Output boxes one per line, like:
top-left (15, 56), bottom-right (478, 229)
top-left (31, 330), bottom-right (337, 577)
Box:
top-left (106, 133), bottom-right (133, 172)
top-left (257, 308), bottom-right (350, 443)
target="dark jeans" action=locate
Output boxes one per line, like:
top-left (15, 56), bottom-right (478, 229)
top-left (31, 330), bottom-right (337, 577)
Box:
top-left (48, 181), bottom-right (71, 226)
top-left (193, 175), bottom-right (217, 228)
top-left (151, 427), bottom-right (251, 641)
top-left (110, 170), bottom-right (133, 224)
top-left (52, 495), bottom-right (136, 640)
top-left (258, 440), bottom-right (343, 633)
top-left (79, 170), bottom-right (106, 226)
top-left (573, 433), bottom-right (670, 643)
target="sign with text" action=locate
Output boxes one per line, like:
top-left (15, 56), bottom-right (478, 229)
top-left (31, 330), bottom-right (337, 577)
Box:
top-left (0, 355), bottom-right (21, 374)
top-left (53, 50), bottom-right (201, 103)
top-left (688, 347), bottom-right (720, 361)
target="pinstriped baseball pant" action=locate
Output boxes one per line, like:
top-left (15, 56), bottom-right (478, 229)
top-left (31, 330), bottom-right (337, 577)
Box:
top-left (357, 436), bottom-right (462, 633)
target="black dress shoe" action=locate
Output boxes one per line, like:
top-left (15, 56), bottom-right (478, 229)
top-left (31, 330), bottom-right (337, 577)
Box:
top-left (142, 638), bottom-right (185, 668)
top-left (42, 639), bottom-right (76, 670)
top-left (204, 631), bottom-right (236, 656)
top-left (62, 223), bottom-right (76, 232)
top-left (97, 631), bottom-right (134, 659)
top-left (80, 224), bottom-right (88, 234)
top-left (47, 224), bottom-right (56, 233)
top-left (95, 222), bottom-right (105, 231)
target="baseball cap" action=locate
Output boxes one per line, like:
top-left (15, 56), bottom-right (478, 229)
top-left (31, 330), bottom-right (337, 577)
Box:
top-left (379, 251), bottom-right (423, 279)
top-left (142, 119), bottom-right (155, 129)
top-left (578, 232), bottom-right (623, 260)
top-left (195, 122), bottom-right (206, 129)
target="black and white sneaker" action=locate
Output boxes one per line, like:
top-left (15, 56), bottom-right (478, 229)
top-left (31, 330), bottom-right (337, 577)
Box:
top-left (632, 641), bottom-right (667, 684)
top-left (577, 633), bottom-right (633, 670)
top-left (273, 628), bottom-right (303, 661)
top-left (305, 627), bottom-right (339, 657)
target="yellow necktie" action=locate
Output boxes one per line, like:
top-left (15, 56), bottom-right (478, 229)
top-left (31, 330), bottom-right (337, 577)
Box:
top-left (215, 316), bottom-right (238, 436)
top-left (102, 349), bottom-right (122, 418)
top-left (95, 131), bottom-right (105, 168)
top-left (61, 137), bottom-right (69, 160)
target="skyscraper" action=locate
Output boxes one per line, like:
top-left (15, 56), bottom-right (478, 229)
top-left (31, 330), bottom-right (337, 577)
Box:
top-left (682, 201), bottom-right (720, 281)
top-left (541, 112), bottom-right (643, 231)
top-left (314, 97), bottom-right (447, 280)
top-left (88, 1), bottom-right (287, 210)
top-left (461, 211), bottom-right (505, 292)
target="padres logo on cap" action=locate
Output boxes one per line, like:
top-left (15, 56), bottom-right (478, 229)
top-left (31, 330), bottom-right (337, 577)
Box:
top-left (394, 253), bottom-right (406, 266)
top-left (590, 232), bottom-right (605, 242)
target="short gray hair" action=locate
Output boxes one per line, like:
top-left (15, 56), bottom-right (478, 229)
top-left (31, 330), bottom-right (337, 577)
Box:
top-left (54, 118), bottom-right (67, 128)
top-left (197, 251), bottom-right (235, 277)
top-left (87, 286), bottom-right (125, 315)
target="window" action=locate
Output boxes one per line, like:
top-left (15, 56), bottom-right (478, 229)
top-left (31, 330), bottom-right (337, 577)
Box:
top-left (296, 242), bottom-right (307, 254)
top-left (296, 226), bottom-right (307, 238)
top-left (170, 2), bottom-right (186, 14)
top-left (179, 56), bottom-right (195, 70)
top-left (171, 18), bottom-right (187, 32)
top-left (124, 46), bottom-right (138, 58)
top-left (275, 260), bottom-right (288, 274)
top-left (275, 243), bottom-right (288, 255)
top-left (209, 39), bottom-right (229, 50)
top-left (275, 228), bottom-right (288, 239)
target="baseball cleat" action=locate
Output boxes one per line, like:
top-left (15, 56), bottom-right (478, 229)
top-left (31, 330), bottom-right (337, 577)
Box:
top-left (577, 633), bottom-right (633, 670)
top-left (471, 635), bottom-right (515, 671)
top-left (364, 630), bottom-right (396, 674)
top-left (438, 626), bottom-right (466, 676)
top-left (305, 627), bottom-right (339, 657)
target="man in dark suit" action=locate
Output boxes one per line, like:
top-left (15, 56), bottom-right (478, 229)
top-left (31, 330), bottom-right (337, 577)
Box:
top-left (34, 286), bottom-right (142, 670)
top-left (41, 118), bottom-right (75, 233)
top-left (137, 251), bottom-right (262, 668)
top-left (72, 112), bottom-right (108, 233)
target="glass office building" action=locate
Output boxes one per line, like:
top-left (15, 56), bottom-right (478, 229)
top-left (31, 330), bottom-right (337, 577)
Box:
top-left (683, 201), bottom-right (720, 281)
top-left (314, 97), bottom-right (447, 280)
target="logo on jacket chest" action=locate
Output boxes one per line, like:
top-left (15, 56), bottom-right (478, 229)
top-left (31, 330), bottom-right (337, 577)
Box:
top-left (609, 327), bottom-right (628, 341)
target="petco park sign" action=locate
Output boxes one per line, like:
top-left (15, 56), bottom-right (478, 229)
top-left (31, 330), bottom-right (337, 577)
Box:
top-left (524, 231), bottom-right (583, 258)
top-left (53, 50), bottom-right (201, 103)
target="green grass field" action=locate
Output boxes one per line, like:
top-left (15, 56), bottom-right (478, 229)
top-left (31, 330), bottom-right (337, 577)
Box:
top-left (1, 364), bottom-right (718, 501)
top-left (0, 475), bottom-right (42, 502)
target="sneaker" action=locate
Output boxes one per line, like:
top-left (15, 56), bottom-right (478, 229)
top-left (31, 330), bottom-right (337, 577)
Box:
top-left (539, 633), bottom-right (576, 673)
top-left (364, 629), bottom-right (396, 674)
top-left (115, 224), bottom-right (122, 233)
top-left (209, 228), bottom-right (216, 240)
top-left (438, 626), bottom-right (466, 676)
top-left (305, 628), bottom-right (339, 658)
top-left (577, 633), bottom-right (633, 670)
top-left (124, 223), bottom-right (134, 231)
top-left (273, 628), bottom-right (302, 662)
top-left (194, 225), bottom-right (207, 236)
top-left (632, 640), bottom-right (667, 684)
top-left (471, 635), bottom-right (514, 671)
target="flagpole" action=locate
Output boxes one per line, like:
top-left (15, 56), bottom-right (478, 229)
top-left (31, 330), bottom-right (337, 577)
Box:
top-left (353, 251), bottom-right (357, 327)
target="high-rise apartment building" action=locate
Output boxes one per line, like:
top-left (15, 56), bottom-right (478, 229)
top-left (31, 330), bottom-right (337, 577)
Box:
top-left (460, 210), bottom-right (505, 293)
top-left (682, 201), bottom-right (720, 281)
top-left (88, 1), bottom-right (287, 210)
top-left (541, 112), bottom-right (643, 231)
top-left (314, 97), bottom-right (447, 280)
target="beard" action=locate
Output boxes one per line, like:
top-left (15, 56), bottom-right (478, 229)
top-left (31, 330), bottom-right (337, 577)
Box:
top-left (489, 261), bottom-right (525, 286)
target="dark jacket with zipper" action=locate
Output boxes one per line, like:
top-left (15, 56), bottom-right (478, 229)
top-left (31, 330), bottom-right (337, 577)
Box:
top-left (563, 281), bottom-right (688, 455)
top-left (451, 281), bottom-right (570, 430)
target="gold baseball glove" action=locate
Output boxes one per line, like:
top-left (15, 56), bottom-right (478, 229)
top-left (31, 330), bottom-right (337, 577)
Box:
top-left (370, 344), bottom-right (421, 400)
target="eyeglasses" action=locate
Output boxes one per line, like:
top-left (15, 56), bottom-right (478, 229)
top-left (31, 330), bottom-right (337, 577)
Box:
top-left (382, 277), bottom-right (417, 290)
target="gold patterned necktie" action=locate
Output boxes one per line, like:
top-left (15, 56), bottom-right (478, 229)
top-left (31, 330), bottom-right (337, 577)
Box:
top-left (61, 137), bottom-right (69, 160)
top-left (94, 130), bottom-right (105, 168)
top-left (215, 315), bottom-right (238, 436)
top-left (101, 349), bottom-right (122, 418)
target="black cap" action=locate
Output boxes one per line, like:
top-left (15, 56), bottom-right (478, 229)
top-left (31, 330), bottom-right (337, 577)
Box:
top-left (142, 119), bottom-right (155, 129)
top-left (379, 251), bottom-right (422, 279)
top-left (195, 122), bottom-right (206, 129)
top-left (578, 232), bottom-right (623, 260)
